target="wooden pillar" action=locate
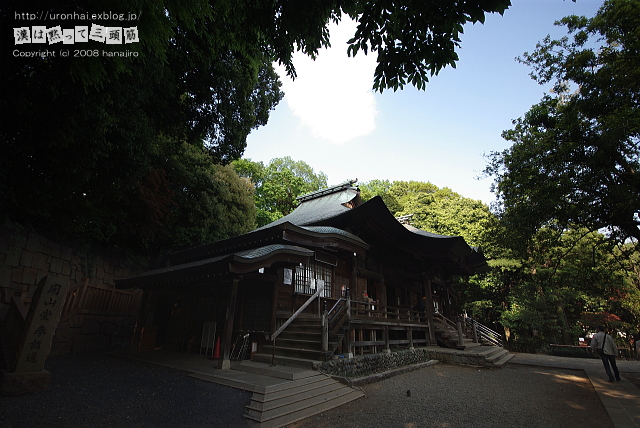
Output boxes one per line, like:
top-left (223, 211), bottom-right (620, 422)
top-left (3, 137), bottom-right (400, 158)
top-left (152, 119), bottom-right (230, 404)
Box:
top-left (129, 289), bottom-right (151, 352)
top-left (383, 326), bottom-right (390, 353)
top-left (408, 328), bottom-right (414, 350)
top-left (270, 269), bottom-right (281, 336)
top-left (217, 277), bottom-right (239, 370)
top-left (424, 278), bottom-right (436, 344)
top-left (379, 278), bottom-right (388, 319)
top-left (343, 255), bottom-right (357, 359)
top-left (349, 255), bottom-right (357, 301)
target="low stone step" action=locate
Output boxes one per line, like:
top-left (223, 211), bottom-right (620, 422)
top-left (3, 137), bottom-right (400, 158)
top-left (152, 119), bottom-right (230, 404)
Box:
top-left (490, 352), bottom-right (514, 368)
top-left (245, 384), bottom-right (362, 424)
top-left (252, 353), bottom-right (319, 369)
top-left (462, 341), bottom-right (482, 349)
top-left (246, 389), bottom-right (364, 428)
top-left (233, 360), bottom-right (317, 381)
top-left (261, 345), bottom-right (325, 361)
top-left (248, 380), bottom-right (345, 411)
top-left (253, 377), bottom-right (336, 402)
top-left (475, 345), bottom-right (506, 359)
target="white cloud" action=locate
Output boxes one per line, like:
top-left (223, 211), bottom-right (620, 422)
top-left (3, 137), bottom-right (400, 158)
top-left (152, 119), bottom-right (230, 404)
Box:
top-left (279, 19), bottom-right (378, 144)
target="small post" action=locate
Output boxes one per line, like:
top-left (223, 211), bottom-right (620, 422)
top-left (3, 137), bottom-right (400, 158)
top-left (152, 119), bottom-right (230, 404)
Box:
top-left (345, 288), bottom-right (353, 358)
top-left (472, 320), bottom-right (478, 343)
top-left (408, 328), bottom-right (414, 350)
top-left (322, 301), bottom-right (328, 352)
top-left (383, 326), bottom-right (391, 353)
top-left (271, 338), bottom-right (276, 366)
top-left (457, 319), bottom-right (465, 346)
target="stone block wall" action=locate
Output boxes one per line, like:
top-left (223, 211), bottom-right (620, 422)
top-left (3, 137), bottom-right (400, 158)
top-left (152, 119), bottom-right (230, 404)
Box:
top-left (313, 348), bottom-right (437, 378)
top-left (313, 347), bottom-right (496, 378)
top-left (0, 227), bottom-right (143, 355)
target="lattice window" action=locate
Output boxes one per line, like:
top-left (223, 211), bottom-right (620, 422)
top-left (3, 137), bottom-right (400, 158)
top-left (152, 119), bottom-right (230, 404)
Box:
top-left (295, 260), bottom-right (332, 298)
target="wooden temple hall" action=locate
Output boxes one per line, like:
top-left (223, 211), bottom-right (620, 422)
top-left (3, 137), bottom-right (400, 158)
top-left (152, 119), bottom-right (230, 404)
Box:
top-left (116, 180), bottom-right (491, 370)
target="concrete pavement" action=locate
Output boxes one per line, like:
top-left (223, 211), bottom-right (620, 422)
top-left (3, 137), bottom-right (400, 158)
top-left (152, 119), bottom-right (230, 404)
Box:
top-left (511, 352), bottom-right (640, 428)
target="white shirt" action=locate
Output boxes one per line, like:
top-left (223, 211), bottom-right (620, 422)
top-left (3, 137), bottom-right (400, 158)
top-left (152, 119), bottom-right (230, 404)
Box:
top-left (590, 331), bottom-right (617, 356)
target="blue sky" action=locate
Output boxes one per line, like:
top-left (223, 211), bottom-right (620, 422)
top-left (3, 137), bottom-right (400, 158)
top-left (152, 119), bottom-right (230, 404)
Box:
top-left (243, 0), bottom-right (603, 205)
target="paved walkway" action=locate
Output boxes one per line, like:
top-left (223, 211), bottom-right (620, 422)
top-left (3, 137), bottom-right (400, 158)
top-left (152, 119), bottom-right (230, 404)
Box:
top-left (511, 352), bottom-right (640, 428)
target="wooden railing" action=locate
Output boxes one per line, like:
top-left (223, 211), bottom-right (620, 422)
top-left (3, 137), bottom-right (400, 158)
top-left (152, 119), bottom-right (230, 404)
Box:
top-left (270, 283), bottom-right (324, 364)
top-left (338, 299), bottom-right (431, 356)
top-left (61, 280), bottom-right (143, 322)
top-left (350, 301), bottom-right (428, 324)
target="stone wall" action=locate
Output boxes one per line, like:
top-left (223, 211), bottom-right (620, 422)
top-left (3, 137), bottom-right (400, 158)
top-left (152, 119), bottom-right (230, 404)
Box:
top-left (313, 347), bottom-right (492, 379)
top-left (0, 226), bottom-right (143, 355)
top-left (313, 348), bottom-right (437, 378)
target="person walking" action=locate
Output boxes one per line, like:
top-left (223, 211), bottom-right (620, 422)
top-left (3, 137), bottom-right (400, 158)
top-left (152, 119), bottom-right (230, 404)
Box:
top-left (590, 325), bottom-right (621, 383)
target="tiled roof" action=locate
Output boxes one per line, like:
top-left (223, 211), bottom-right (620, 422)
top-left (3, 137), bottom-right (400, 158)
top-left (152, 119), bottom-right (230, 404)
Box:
top-left (119, 244), bottom-right (313, 281)
top-left (256, 187), bottom-right (360, 230)
top-left (299, 225), bottom-right (367, 245)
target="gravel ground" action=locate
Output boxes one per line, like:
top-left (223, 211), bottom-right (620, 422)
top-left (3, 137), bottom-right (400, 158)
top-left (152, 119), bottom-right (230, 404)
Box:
top-left (288, 363), bottom-right (614, 428)
top-left (1, 353), bottom-right (251, 428)
top-left (1, 354), bottom-right (615, 428)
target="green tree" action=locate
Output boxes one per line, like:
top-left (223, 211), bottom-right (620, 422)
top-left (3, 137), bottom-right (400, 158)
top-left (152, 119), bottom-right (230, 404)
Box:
top-left (234, 157), bottom-right (328, 227)
top-left (1, 0), bottom-right (511, 256)
top-left (485, 0), bottom-right (640, 244)
top-left (1, 0), bottom-right (282, 251)
top-left (158, 143), bottom-right (256, 251)
top-left (362, 180), bottom-right (494, 249)
top-left (497, 228), bottom-right (632, 350)
top-left (359, 180), bottom-right (402, 214)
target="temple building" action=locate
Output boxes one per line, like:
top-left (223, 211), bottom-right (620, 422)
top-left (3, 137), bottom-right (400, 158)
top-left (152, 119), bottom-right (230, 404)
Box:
top-left (116, 180), bottom-right (491, 369)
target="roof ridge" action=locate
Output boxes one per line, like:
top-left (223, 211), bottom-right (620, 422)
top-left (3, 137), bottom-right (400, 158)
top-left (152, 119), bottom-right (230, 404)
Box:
top-left (296, 178), bottom-right (358, 203)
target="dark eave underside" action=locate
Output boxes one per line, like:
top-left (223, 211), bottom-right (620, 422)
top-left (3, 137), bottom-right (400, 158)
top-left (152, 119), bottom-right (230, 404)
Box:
top-left (116, 244), bottom-right (314, 289)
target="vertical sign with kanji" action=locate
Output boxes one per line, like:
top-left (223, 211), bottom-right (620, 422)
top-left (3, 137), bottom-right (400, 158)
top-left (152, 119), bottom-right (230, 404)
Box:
top-left (14, 275), bottom-right (69, 373)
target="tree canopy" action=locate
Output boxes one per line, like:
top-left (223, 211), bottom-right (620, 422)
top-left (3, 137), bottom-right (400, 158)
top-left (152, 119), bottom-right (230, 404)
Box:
top-left (234, 157), bottom-right (328, 227)
top-left (1, 0), bottom-right (512, 256)
top-left (360, 180), bottom-right (495, 249)
top-left (485, 0), bottom-right (640, 243)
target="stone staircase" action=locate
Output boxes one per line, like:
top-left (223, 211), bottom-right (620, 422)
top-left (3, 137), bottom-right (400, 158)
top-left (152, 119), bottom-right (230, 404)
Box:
top-left (238, 361), bottom-right (364, 428)
top-left (431, 315), bottom-right (513, 367)
top-left (475, 345), bottom-right (514, 368)
top-left (433, 316), bottom-right (481, 350)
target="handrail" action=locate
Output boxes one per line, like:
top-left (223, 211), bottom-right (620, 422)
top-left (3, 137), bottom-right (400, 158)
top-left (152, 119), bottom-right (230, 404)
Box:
top-left (328, 298), bottom-right (346, 319)
top-left (461, 316), bottom-right (503, 347)
top-left (271, 283), bottom-right (324, 342)
top-left (434, 312), bottom-right (458, 329)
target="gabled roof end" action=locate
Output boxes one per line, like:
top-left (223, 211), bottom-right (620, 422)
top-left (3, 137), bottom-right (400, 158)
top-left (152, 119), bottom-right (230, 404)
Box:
top-left (296, 179), bottom-right (358, 203)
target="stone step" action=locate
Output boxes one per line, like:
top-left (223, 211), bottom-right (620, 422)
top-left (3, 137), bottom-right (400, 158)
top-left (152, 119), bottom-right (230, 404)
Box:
top-left (233, 360), bottom-right (317, 381)
top-left (261, 345), bottom-right (325, 361)
top-left (255, 376), bottom-right (336, 400)
top-left (252, 353), bottom-right (319, 369)
top-left (248, 379), bottom-right (344, 411)
top-left (245, 383), bottom-right (363, 426)
top-left (474, 345), bottom-right (506, 360)
top-left (487, 350), bottom-right (514, 367)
